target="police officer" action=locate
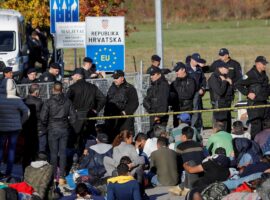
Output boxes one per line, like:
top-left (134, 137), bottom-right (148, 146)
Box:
top-left (81, 57), bottom-right (95, 79)
top-left (236, 56), bottom-right (270, 139)
top-left (170, 62), bottom-right (196, 127)
top-left (20, 68), bottom-right (39, 84)
top-left (146, 55), bottom-right (161, 74)
top-left (208, 61), bottom-right (233, 133)
top-left (39, 63), bottom-right (60, 82)
top-left (210, 48), bottom-right (242, 87)
top-left (143, 66), bottom-right (170, 130)
top-left (104, 70), bottom-right (139, 142)
top-left (67, 68), bottom-right (106, 152)
top-left (186, 53), bottom-right (206, 132)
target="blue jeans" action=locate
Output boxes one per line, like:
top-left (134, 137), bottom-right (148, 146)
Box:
top-left (151, 175), bottom-right (160, 187)
top-left (48, 128), bottom-right (68, 178)
top-left (191, 92), bottom-right (203, 132)
top-left (223, 172), bottom-right (262, 190)
top-left (39, 133), bottom-right (47, 152)
top-left (0, 131), bottom-right (19, 175)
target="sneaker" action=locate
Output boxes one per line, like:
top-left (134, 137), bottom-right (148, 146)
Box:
top-left (180, 187), bottom-right (190, 196)
top-left (168, 186), bottom-right (182, 196)
top-left (58, 178), bottom-right (66, 186)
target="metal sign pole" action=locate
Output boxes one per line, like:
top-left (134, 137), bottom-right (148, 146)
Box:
top-left (155, 0), bottom-right (164, 69)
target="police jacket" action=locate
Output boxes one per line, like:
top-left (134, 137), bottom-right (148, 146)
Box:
top-left (20, 77), bottom-right (39, 84)
top-left (104, 80), bottom-right (139, 115)
top-left (24, 95), bottom-right (45, 134)
top-left (170, 76), bottom-right (196, 111)
top-left (38, 71), bottom-right (56, 83)
top-left (66, 79), bottom-right (106, 112)
top-left (186, 64), bottom-right (206, 92)
top-left (143, 76), bottom-right (169, 113)
top-left (236, 66), bottom-right (270, 104)
top-left (208, 70), bottom-right (234, 106)
top-left (81, 67), bottom-right (96, 79)
top-left (210, 58), bottom-right (242, 86)
top-left (40, 93), bottom-right (76, 130)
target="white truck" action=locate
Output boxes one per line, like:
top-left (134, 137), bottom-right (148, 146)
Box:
top-left (0, 9), bottom-right (28, 79)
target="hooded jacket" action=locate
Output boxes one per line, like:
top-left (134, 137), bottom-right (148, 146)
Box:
top-left (40, 93), bottom-right (77, 130)
top-left (0, 78), bottom-right (29, 132)
top-left (107, 175), bottom-right (141, 200)
top-left (233, 137), bottom-right (262, 166)
top-left (24, 160), bottom-right (53, 199)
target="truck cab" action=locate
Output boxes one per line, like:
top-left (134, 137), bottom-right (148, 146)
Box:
top-left (0, 9), bottom-right (28, 79)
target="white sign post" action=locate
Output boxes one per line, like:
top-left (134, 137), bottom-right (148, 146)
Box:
top-left (55, 22), bottom-right (85, 49)
top-left (85, 17), bottom-right (125, 71)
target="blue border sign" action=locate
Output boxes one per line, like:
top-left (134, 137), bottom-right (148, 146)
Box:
top-left (50, 0), bottom-right (79, 34)
top-left (85, 17), bottom-right (125, 72)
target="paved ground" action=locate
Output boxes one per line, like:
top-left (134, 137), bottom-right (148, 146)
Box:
top-left (146, 186), bottom-right (185, 200)
top-left (1, 129), bottom-right (213, 199)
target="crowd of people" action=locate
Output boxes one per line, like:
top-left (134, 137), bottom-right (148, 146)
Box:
top-left (0, 47), bottom-right (269, 200)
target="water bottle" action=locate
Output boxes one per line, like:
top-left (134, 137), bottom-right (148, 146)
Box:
top-left (181, 171), bottom-right (186, 183)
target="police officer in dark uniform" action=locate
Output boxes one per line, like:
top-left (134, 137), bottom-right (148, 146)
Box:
top-left (104, 70), bottom-right (139, 142)
top-left (236, 56), bottom-right (270, 139)
top-left (39, 63), bottom-right (60, 82)
top-left (170, 62), bottom-right (196, 127)
top-left (81, 57), bottom-right (96, 79)
top-left (146, 55), bottom-right (161, 74)
top-left (210, 48), bottom-right (242, 87)
top-left (67, 68), bottom-right (106, 152)
top-left (143, 66), bottom-right (170, 130)
top-left (20, 68), bottom-right (39, 84)
top-left (186, 53), bottom-right (206, 132)
top-left (208, 61), bottom-right (234, 133)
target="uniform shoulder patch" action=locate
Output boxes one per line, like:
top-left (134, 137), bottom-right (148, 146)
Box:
top-left (44, 77), bottom-right (48, 81)
top-left (242, 75), bottom-right (248, 80)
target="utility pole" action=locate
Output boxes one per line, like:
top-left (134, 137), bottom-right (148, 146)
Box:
top-left (155, 0), bottom-right (164, 68)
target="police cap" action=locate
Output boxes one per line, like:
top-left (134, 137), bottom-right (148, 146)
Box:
top-left (112, 70), bottom-right (125, 79)
top-left (255, 56), bottom-right (268, 65)
top-left (147, 66), bottom-right (162, 76)
top-left (50, 63), bottom-right (60, 70)
top-left (27, 68), bottom-right (36, 74)
top-left (219, 48), bottom-right (229, 56)
top-left (173, 62), bottom-right (186, 72)
top-left (71, 68), bottom-right (85, 77)
top-left (191, 53), bottom-right (204, 63)
top-left (151, 55), bottom-right (161, 62)
top-left (83, 57), bottom-right (93, 63)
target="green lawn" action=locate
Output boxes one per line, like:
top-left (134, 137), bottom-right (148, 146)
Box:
top-left (62, 19), bottom-right (268, 128)
top-left (64, 19), bottom-right (270, 74)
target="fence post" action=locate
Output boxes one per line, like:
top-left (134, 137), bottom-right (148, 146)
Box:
top-left (136, 60), bottom-right (144, 133)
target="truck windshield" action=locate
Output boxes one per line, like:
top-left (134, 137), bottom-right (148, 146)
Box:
top-left (0, 31), bottom-right (15, 51)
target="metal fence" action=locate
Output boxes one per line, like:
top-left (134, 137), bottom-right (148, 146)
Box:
top-left (16, 73), bottom-right (153, 133)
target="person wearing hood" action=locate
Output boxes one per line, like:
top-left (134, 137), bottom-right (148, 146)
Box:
top-left (0, 78), bottom-right (29, 178)
top-left (208, 61), bottom-right (234, 132)
top-left (24, 152), bottom-right (53, 199)
top-left (107, 163), bottom-right (141, 200)
top-left (40, 81), bottom-right (77, 185)
top-left (170, 62), bottom-right (196, 127)
top-left (143, 66), bottom-right (170, 130)
top-left (79, 133), bottom-right (112, 179)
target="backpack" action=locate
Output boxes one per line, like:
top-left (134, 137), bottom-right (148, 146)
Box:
top-left (201, 182), bottom-right (230, 200)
